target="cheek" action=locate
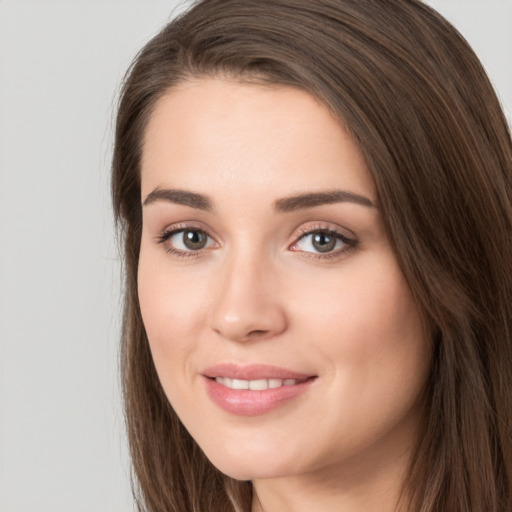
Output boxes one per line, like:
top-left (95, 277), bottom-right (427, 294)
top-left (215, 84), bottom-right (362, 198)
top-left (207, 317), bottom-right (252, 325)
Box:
top-left (137, 252), bottom-right (209, 371)
top-left (297, 255), bottom-right (424, 352)
top-left (296, 254), bottom-right (429, 421)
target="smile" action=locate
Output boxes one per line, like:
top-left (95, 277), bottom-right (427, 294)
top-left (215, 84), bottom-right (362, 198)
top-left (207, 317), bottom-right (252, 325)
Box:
top-left (202, 364), bottom-right (317, 416)
top-left (214, 377), bottom-right (307, 390)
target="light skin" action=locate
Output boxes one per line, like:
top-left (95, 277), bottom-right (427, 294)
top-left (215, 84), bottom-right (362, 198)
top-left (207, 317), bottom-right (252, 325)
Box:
top-left (138, 78), bottom-right (431, 512)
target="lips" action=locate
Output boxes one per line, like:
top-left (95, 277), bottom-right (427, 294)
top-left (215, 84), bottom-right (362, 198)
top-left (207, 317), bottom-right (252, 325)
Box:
top-left (202, 363), bottom-right (317, 416)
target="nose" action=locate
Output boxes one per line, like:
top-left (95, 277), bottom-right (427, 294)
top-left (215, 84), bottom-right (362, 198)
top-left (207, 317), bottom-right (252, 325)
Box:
top-left (209, 251), bottom-right (288, 343)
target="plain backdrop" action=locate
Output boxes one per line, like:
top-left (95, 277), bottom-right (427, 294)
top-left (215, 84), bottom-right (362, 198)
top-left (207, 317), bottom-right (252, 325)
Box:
top-left (0, 1), bottom-right (510, 511)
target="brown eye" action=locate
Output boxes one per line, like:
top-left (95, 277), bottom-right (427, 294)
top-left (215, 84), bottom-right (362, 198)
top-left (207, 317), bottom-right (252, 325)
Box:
top-left (182, 230), bottom-right (208, 250)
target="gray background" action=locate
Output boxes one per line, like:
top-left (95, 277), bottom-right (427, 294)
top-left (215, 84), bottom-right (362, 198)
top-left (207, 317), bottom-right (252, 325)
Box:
top-left (0, 1), bottom-right (510, 511)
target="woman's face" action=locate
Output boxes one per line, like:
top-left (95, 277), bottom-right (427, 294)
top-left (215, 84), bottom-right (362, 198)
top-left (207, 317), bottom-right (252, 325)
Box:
top-left (138, 79), bottom-right (431, 483)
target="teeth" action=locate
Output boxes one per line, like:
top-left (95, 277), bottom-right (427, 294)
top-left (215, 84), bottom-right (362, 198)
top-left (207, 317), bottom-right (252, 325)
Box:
top-left (249, 379), bottom-right (268, 390)
top-left (215, 377), bottom-right (301, 390)
top-left (231, 379), bottom-right (249, 390)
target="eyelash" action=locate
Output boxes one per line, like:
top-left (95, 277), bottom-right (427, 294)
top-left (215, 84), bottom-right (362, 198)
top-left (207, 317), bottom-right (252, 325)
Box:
top-left (155, 223), bottom-right (358, 260)
top-left (290, 224), bottom-right (358, 260)
top-left (155, 223), bottom-right (213, 259)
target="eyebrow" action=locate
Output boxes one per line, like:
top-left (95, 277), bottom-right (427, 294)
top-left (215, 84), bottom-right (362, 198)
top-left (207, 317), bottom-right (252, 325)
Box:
top-left (274, 190), bottom-right (377, 212)
top-left (142, 187), bottom-right (376, 212)
top-left (143, 188), bottom-right (213, 211)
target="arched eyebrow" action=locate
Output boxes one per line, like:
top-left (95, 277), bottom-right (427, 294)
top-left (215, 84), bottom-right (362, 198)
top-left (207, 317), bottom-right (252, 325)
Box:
top-left (143, 188), bottom-right (212, 211)
top-left (142, 187), bottom-right (377, 212)
top-left (274, 190), bottom-right (377, 212)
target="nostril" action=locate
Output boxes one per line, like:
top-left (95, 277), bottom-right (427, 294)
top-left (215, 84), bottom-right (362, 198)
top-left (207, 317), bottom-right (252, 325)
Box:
top-left (248, 329), bottom-right (268, 337)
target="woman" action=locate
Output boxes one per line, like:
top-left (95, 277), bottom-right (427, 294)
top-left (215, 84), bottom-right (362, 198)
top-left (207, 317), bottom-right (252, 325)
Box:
top-left (111, 0), bottom-right (512, 511)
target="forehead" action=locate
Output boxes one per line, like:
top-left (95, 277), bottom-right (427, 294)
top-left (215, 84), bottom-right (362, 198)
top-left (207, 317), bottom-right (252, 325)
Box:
top-left (140, 78), bottom-right (376, 202)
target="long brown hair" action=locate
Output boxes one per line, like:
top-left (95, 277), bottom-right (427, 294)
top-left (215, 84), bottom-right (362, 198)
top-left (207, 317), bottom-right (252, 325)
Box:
top-left (111, 1), bottom-right (512, 510)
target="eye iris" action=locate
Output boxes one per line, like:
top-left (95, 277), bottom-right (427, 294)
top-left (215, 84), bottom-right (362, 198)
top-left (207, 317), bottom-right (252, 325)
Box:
top-left (312, 232), bottom-right (336, 253)
top-left (183, 230), bottom-right (207, 250)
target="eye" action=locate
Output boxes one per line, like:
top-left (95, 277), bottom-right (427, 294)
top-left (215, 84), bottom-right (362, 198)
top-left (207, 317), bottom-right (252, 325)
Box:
top-left (157, 227), bottom-right (216, 255)
top-left (290, 228), bottom-right (356, 257)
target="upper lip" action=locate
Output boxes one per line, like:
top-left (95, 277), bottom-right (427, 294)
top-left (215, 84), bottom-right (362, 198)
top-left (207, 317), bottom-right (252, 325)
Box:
top-left (202, 363), bottom-right (315, 381)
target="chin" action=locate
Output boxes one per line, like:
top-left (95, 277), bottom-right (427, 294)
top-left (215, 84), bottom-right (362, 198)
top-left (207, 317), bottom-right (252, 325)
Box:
top-left (212, 462), bottom-right (291, 482)
top-left (201, 442), bottom-right (306, 482)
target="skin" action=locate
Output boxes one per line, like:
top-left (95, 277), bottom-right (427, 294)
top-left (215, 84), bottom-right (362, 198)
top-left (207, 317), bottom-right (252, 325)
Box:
top-left (138, 78), bottom-right (432, 512)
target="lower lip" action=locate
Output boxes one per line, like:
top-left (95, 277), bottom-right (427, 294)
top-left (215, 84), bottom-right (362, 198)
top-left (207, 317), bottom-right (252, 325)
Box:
top-left (203, 377), bottom-right (315, 416)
